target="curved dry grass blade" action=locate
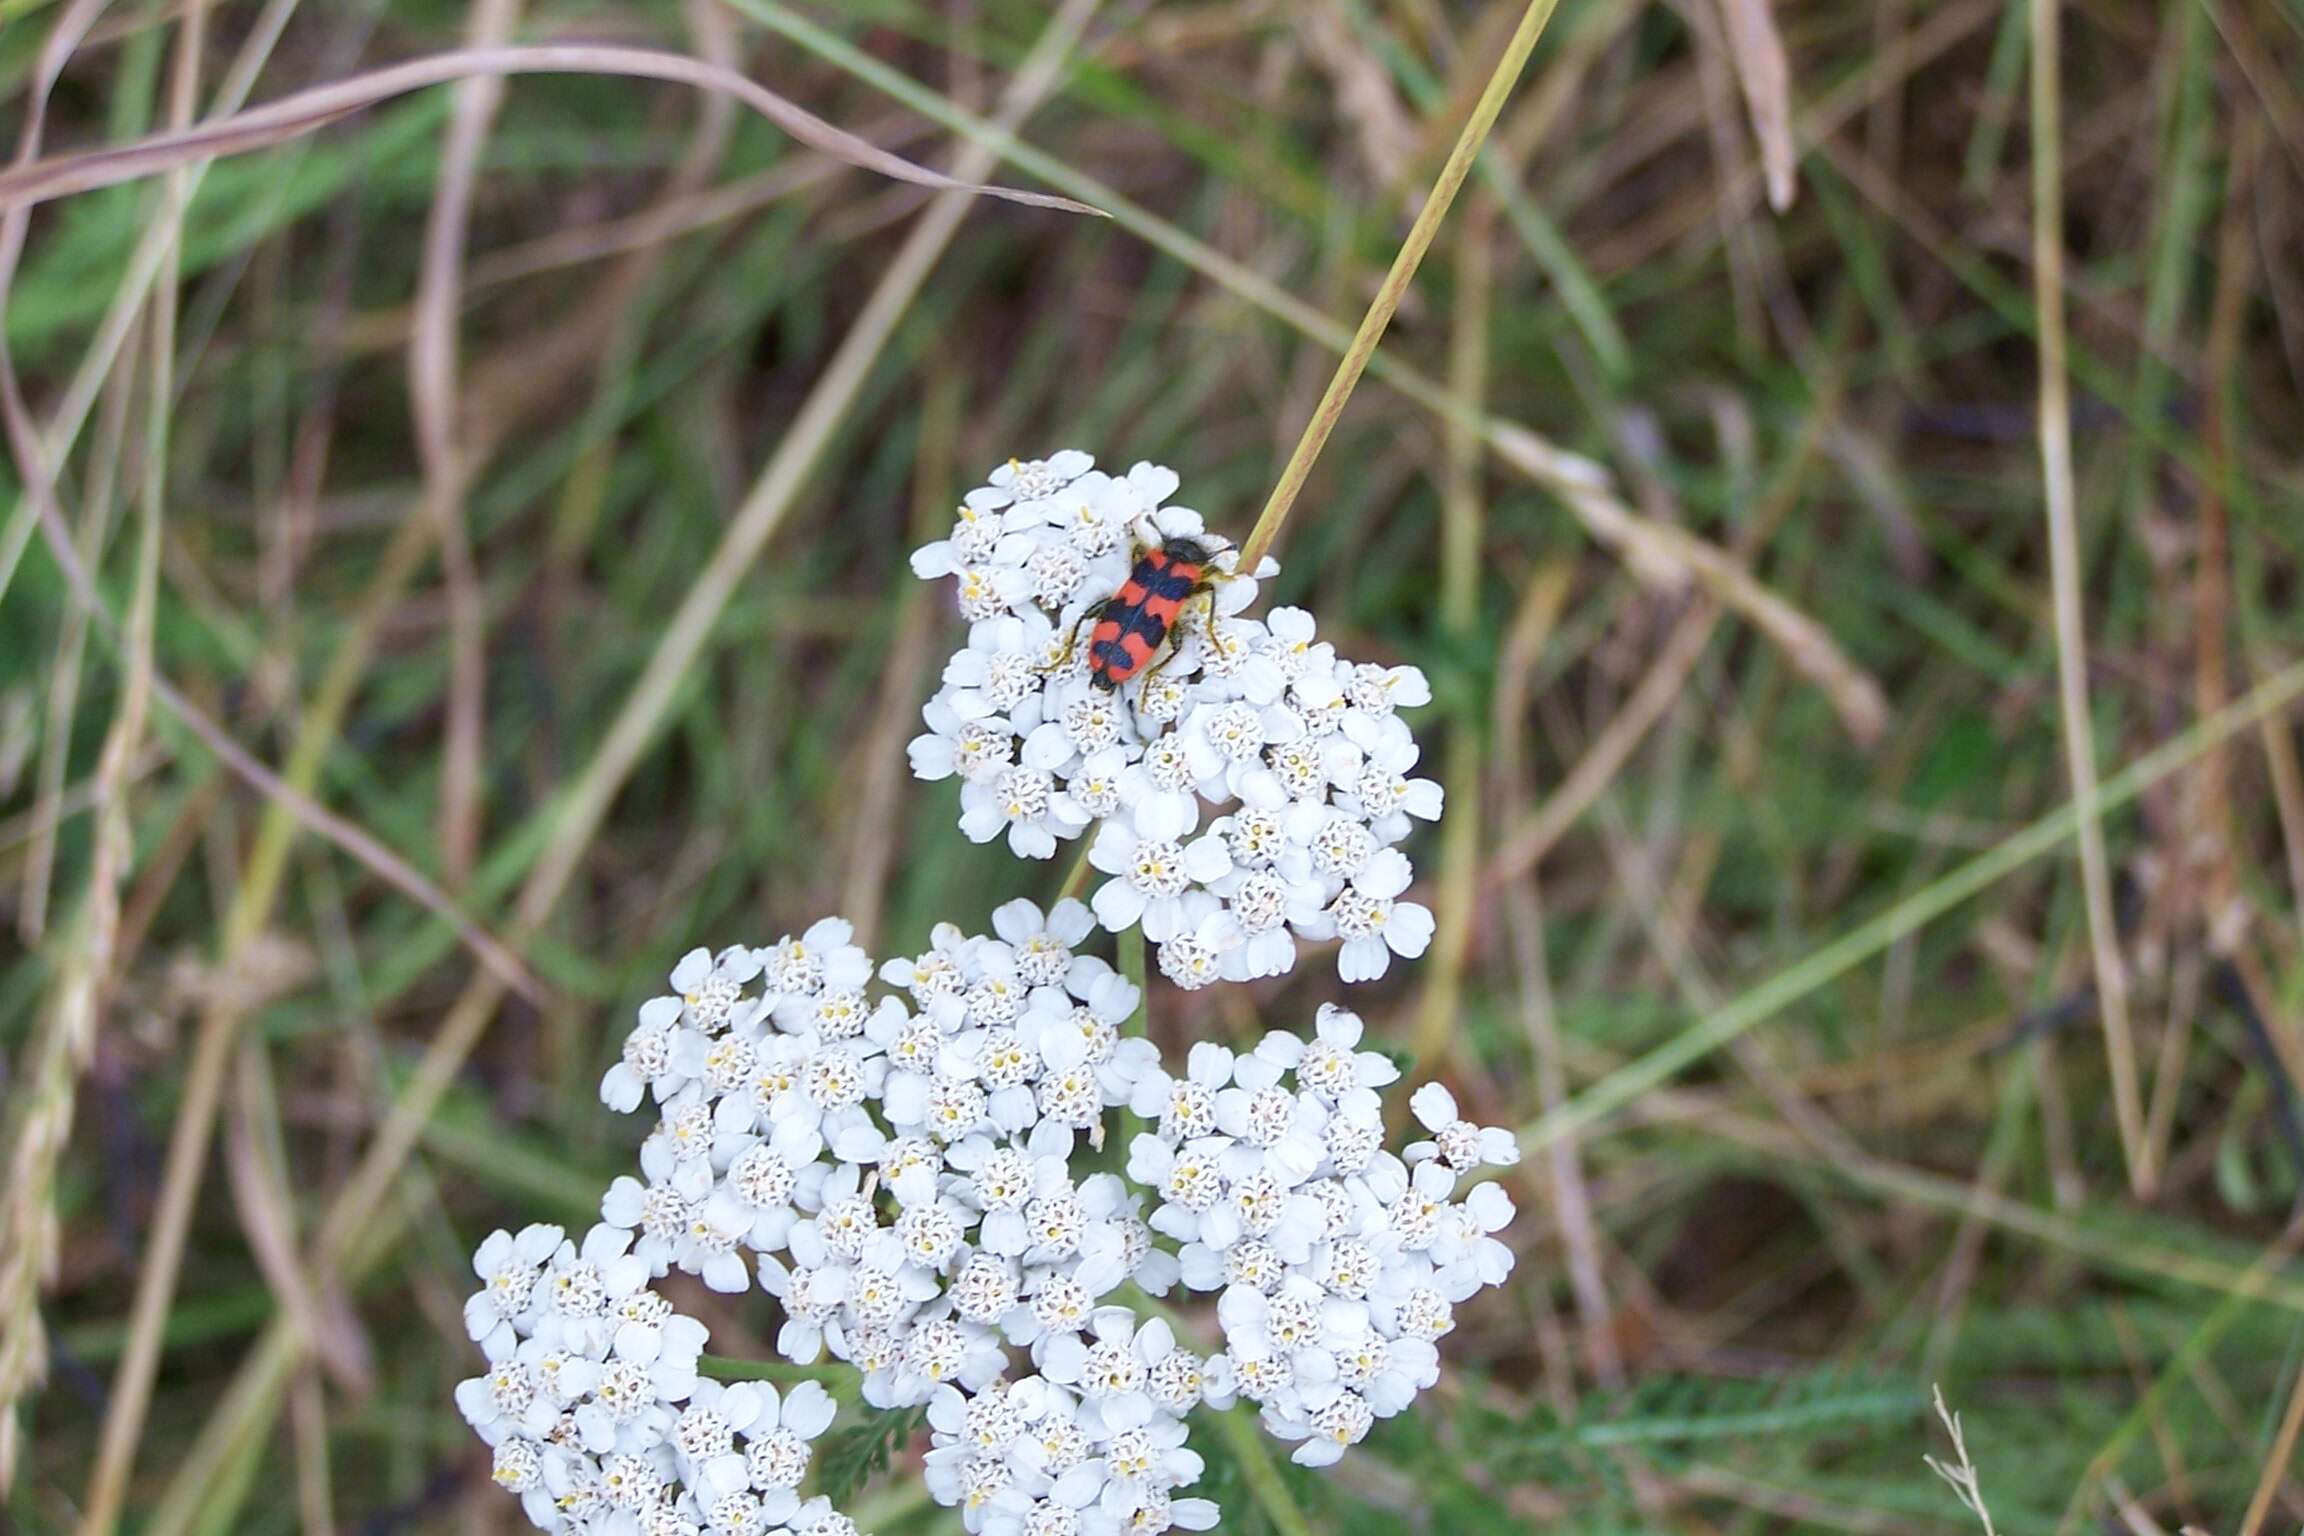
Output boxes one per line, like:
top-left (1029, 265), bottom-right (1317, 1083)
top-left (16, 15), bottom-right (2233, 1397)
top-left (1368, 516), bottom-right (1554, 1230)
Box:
top-left (1716, 0), bottom-right (1798, 211)
top-left (0, 44), bottom-right (1102, 216)
top-left (1488, 422), bottom-right (1889, 747)
top-left (411, 0), bottom-right (523, 890)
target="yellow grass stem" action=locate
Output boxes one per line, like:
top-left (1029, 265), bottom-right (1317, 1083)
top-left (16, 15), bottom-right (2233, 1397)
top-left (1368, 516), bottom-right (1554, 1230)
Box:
top-left (1236, 0), bottom-right (1561, 574)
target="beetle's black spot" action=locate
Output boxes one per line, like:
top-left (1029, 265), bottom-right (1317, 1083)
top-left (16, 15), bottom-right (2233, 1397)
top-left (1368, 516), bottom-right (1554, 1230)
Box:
top-left (1123, 607), bottom-right (1170, 645)
top-left (1146, 567), bottom-right (1197, 603)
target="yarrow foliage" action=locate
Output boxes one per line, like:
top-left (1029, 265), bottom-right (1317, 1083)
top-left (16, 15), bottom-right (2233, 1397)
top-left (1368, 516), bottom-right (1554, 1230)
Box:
top-left (458, 454), bottom-right (1516, 1535)
top-left (909, 453), bottom-right (1442, 986)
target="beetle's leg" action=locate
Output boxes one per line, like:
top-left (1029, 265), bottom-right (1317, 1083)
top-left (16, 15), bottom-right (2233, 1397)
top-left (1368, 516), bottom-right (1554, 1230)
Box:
top-left (1057, 598), bottom-right (1109, 672)
top-left (1185, 585), bottom-right (1232, 661)
top-left (1135, 635), bottom-right (1182, 695)
top-left (1134, 588), bottom-right (1217, 700)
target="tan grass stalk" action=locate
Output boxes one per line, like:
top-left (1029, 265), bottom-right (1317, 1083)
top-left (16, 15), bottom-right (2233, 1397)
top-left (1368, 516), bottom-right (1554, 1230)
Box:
top-left (1237, 0), bottom-right (1562, 573)
top-left (1409, 189), bottom-right (1495, 1072)
top-left (412, 0), bottom-right (526, 889)
top-left (2239, 1346), bottom-right (2304, 1536)
top-left (71, 8), bottom-right (209, 1524)
top-left (1714, 0), bottom-right (1798, 211)
top-left (2028, 0), bottom-right (2151, 1198)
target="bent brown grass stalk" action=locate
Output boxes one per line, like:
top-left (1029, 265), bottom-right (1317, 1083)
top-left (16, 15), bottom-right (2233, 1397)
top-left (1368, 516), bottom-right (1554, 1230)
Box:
top-left (0, 44), bottom-right (1100, 215)
top-left (412, 0), bottom-right (526, 891)
top-left (1409, 190), bottom-right (1494, 1074)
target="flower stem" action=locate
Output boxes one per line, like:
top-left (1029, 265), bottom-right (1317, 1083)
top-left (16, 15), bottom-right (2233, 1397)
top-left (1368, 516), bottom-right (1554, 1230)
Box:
top-left (696, 1353), bottom-right (842, 1384)
top-left (1056, 830), bottom-right (1096, 903)
top-left (1212, 1401), bottom-right (1316, 1536)
top-left (1236, 0), bottom-right (1561, 573)
top-left (1116, 924), bottom-right (1150, 1150)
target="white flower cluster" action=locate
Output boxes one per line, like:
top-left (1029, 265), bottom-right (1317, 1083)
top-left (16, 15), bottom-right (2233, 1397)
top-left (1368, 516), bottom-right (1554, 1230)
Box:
top-left (580, 908), bottom-right (1222, 1534)
top-left (456, 920), bottom-right (1519, 1534)
top-left (457, 448), bottom-right (1518, 1536)
top-left (909, 453), bottom-right (1442, 986)
top-left (1125, 1009), bottom-right (1517, 1467)
top-left (454, 1222), bottom-right (846, 1536)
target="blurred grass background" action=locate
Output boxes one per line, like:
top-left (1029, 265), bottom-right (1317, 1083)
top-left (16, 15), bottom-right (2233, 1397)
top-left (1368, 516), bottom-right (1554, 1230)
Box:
top-left (5, 0), bottom-right (2304, 1530)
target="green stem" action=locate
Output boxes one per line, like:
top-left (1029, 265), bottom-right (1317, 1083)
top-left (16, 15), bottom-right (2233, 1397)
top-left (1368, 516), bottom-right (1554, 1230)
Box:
top-left (1116, 923), bottom-right (1150, 1152)
top-left (1056, 829), bottom-right (1097, 904)
top-left (1211, 1402), bottom-right (1316, 1536)
top-left (697, 1353), bottom-right (844, 1384)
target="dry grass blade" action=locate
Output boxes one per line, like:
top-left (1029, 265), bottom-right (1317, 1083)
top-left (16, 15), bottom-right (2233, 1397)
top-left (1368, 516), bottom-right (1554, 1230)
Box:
top-left (1716, 0), bottom-right (1798, 211)
top-left (412, 0), bottom-right (523, 890)
top-left (58, 10), bottom-right (207, 1519)
top-left (1239, 0), bottom-right (1561, 571)
top-left (1487, 421), bottom-right (1888, 748)
top-left (2239, 1351), bottom-right (2304, 1536)
top-left (0, 44), bottom-right (1103, 216)
top-left (2028, 0), bottom-right (2149, 1199)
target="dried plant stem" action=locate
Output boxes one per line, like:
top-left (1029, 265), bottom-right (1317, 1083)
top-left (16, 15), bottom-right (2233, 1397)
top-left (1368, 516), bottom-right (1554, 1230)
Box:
top-left (845, 358), bottom-right (961, 945)
top-left (413, 0), bottom-right (525, 888)
top-left (2028, 0), bottom-right (2150, 1199)
top-left (141, 9), bottom-right (1104, 1527)
top-left (0, 329), bottom-right (156, 1499)
top-left (1409, 191), bottom-right (1494, 1071)
top-left (68, 8), bottom-right (202, 1523)
top-left (1492, 562), bottom-right (1616, 1382)
top-left (0, 46), bottom-right (1099, 216)
top-left (2239, 1347), bottom-right (2304, 1536)
top-left (1236, 0), bottom-right (1559, 573)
